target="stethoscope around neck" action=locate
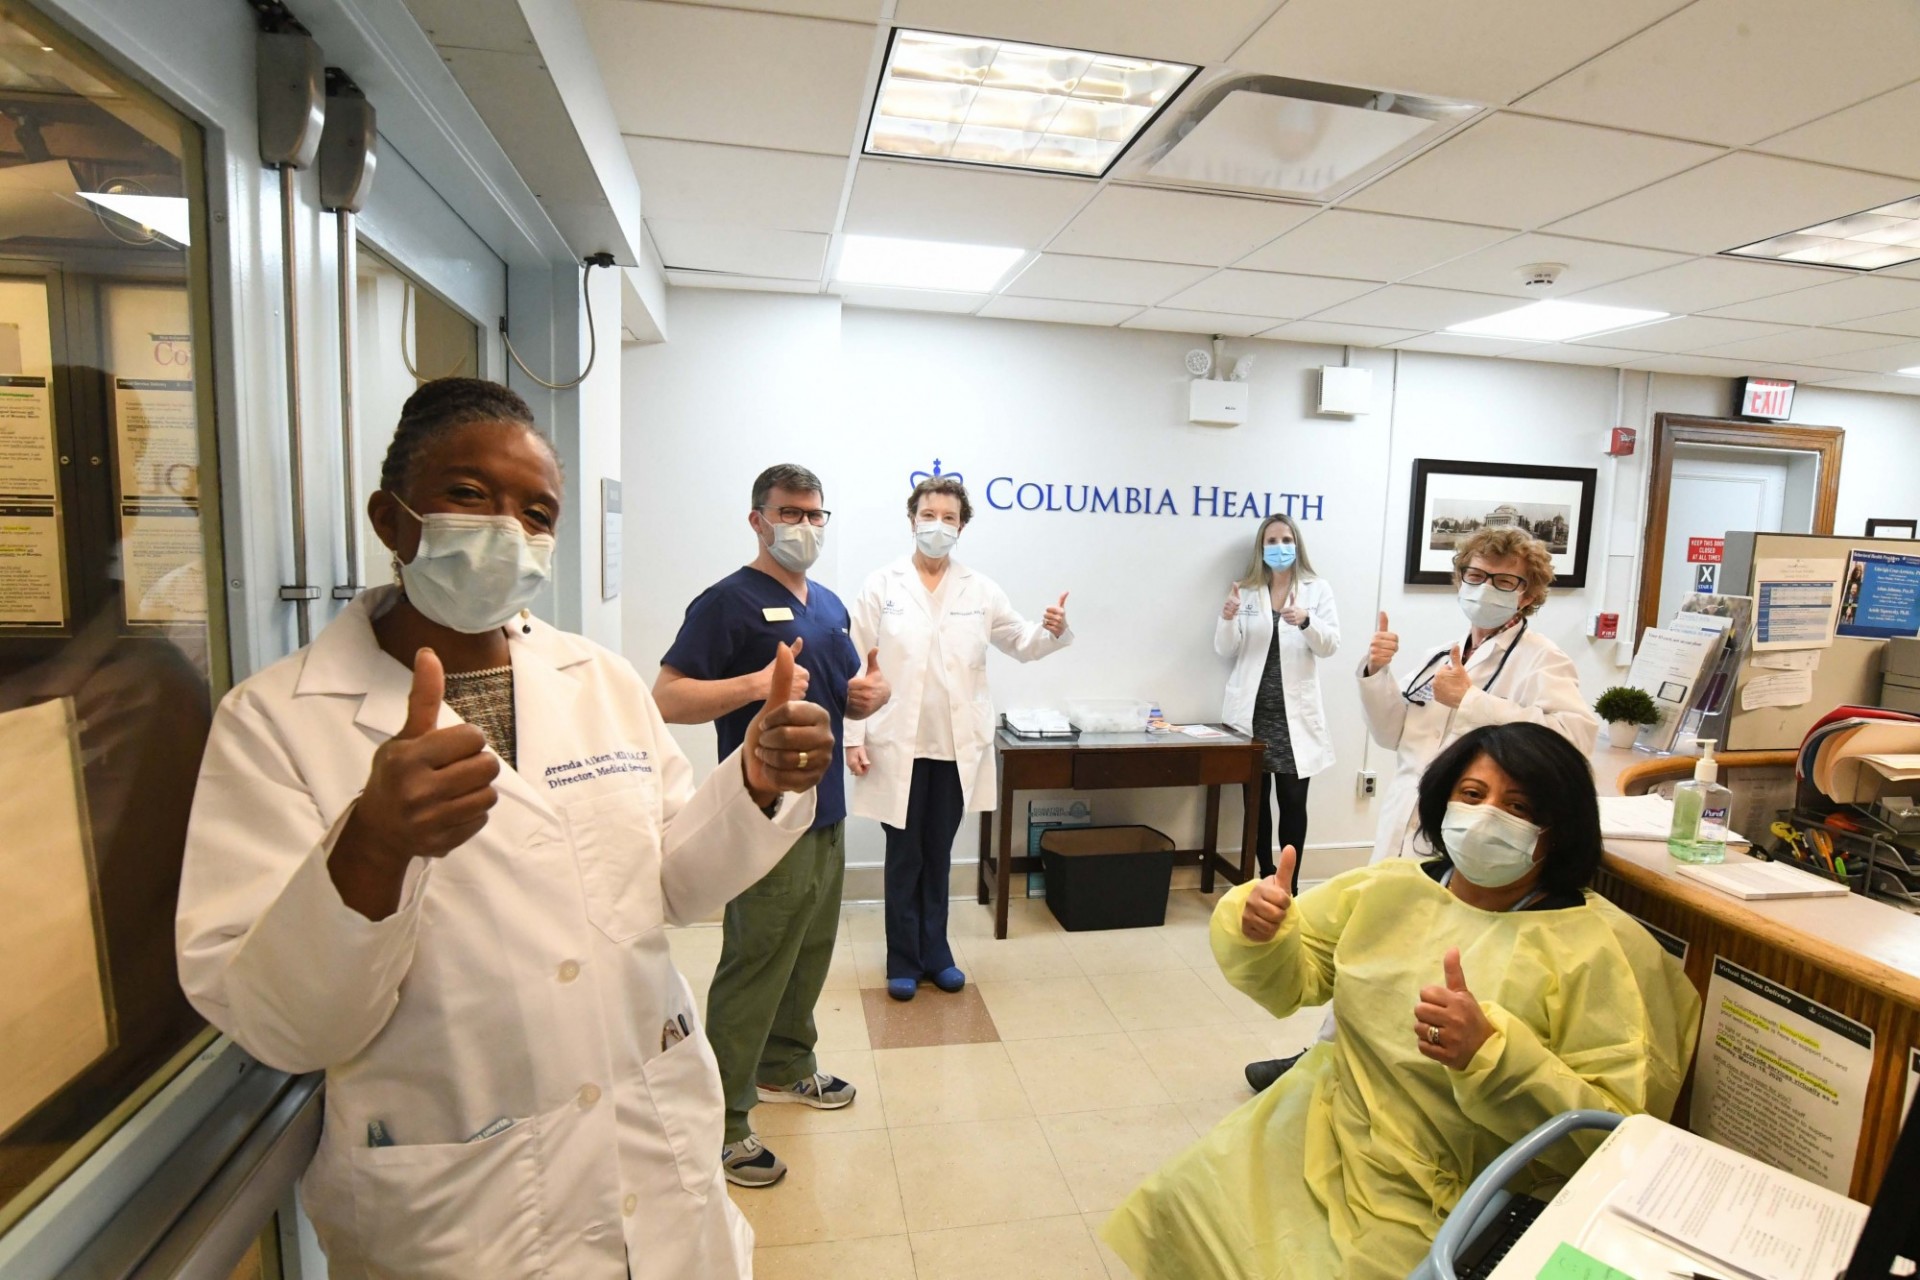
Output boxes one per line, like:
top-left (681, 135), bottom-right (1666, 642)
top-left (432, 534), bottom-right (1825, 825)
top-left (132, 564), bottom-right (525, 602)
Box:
top-left (1401, 618), bottom-right (1528, 707)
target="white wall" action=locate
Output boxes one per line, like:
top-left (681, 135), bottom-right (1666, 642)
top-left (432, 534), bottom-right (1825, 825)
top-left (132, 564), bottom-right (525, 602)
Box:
top-left (575, 262), bottom-right (625, 648)
top-left (622, 289), bottom-right (1920, 877)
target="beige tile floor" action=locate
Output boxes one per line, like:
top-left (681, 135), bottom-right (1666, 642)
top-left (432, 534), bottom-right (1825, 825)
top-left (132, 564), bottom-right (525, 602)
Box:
top-left (667, 888), bottom-right (1329, 1279)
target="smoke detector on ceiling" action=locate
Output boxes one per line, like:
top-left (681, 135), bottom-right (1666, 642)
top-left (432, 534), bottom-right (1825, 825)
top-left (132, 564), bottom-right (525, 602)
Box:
top-left (1519, 263), bottom-right (1567, 290)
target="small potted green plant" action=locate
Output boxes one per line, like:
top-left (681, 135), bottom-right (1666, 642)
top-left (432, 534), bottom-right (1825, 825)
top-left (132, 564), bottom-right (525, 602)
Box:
top-left (1594, 686), bottom-right (1660, 749)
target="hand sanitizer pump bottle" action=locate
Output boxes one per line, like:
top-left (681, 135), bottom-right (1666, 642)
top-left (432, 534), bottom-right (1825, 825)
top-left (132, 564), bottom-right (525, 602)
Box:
top-left (1667, 739), bottom-right (1732, 864)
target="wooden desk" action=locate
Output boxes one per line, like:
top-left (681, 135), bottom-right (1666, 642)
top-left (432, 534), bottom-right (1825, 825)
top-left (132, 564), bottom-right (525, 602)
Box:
top-left (1590, 745), bottom-right (1920, 1199)
top-left (977, 728), bottom-right (1265, 940)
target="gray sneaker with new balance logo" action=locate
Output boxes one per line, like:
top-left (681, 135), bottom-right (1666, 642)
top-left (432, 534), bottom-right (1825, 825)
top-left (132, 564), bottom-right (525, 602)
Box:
top-left (720, 1133), bottom-right (787, 1187)
top-left (756, 1071), bottom-right (856, 1110)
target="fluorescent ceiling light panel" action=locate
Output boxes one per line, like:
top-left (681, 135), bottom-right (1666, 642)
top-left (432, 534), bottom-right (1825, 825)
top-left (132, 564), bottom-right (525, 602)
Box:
top-left (1726, 195), bottom-right (1920, 271)
top-left (864, 29), bottom-right (1195, 177)
top-left (835, 233), bottom-right (1024, 292)
top-left (1899, 365), bottom-right (1920, 377)
top-left (78, 192), bottom-right (190, 245)
top-left (1447, 300), bottom-right (1668, 342)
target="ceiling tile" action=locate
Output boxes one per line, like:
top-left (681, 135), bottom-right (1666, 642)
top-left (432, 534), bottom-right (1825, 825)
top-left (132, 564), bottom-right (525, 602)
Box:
top-left (1001, 254), bottom-right (1210, 305)
top-left (891, 0), bottom-right (1279, 65)
top-left (1260, 320), bottom-right (1423, 347)
top-left (1546, 153), bottom-right (1917, 254)
top-left (1831, 308), bottom-right (1920, 340)
top-left (1234, 211), bottom-right (1510, 282)
top-left (1618, 353), bottom-right (1851, 380)
top-left (1160, 270), bottom-right (1377, 318)
top-left (1571, 316), bottom-right (1798, 353)
top-left (1047, 186), bottom-right (1315, 267)
top-left (1807, 373), bottom-right (1920, 395)
top-left (1503, 343), bottom-right (1649, 366)
top-left (649, 221), bottom-right (828, 279)
top-left (976, 297), bottom-right (1143, 326)
top-left (1756, 83), bottom-right (1920, 181)
top-left (1405, 234), bottom-right (1687, 298)
top-left (843, 161), bottom-right (1093, 248)
top-left (835, 284), bottom-right (983, 313)
top-left (580, 2), bottom-right (874, 155)
top-left (1228, 0), bottom-right (1692, 105)
top-left (1120, 308), bottom-right (1278, 337)
top-left (667, 271), bottom-right (821, 293)
top-left (1311, 284), bottom-right (1516, 330)
top-left (627, 138), bottom-right (848, 232)
top-left (658, 0), bottom-right (880, 18)
top-left (1697, 327), bottom-right (1920, 364)
top-left (1344, 114), bottom-right (1720, 230)
top-left (1787, 339), bottom-right (1920, 374)
top-left (1568, 257), bottom-right (1840, 313)
top-left (1517, 0), bottom-right (1920, 145)
top-left (1703, 277), bottom-right (1920, 327)
top-left (1387, 333), bottom-right (1533, 357)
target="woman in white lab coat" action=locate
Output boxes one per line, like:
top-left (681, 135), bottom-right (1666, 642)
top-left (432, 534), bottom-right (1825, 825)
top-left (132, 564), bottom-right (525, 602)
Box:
top-left (1215, 513), bottom-right (1341, 892)
top-left (845, 476), bottom-right (1071, 1001)
top-left (175, 378), bottom-right (833, 1280)
top-left (1360, 526), bottom-right (1599, 861)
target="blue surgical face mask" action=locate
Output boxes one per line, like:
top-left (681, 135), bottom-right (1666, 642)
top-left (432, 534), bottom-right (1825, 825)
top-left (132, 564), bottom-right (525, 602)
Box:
top-left (1458, 581), bottom-right (1521, 630)
top-left (915, 520), bottom-right (959, 559)
top-left (394, 497), bottom-right (554, 634)
top-left (1263, 543), bottom-right (1297, 570)
top-left (1440, 801), bottom-right (1542, 889)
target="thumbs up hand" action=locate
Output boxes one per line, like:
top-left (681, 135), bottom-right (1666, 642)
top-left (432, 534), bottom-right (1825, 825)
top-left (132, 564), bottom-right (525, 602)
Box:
top-left (744, 641), bottom-right (834, 805)
top-left (1240, 846), bottom-right (1298, 943)
top-left (1367, 611), bottom-right (1398, 676)
top-left (1222, 583), bottom-right (1242, 621)
top-left (1414, 947), bottom-right (1494, 1070)
top-left (846, 645), bottom-right (891, 719)
top-left (1043, 591), bottom-right (1069, 637)
top-left (331, 648), bottom-right (501, 919)
top-left (1432, 644), bottom-right (1471, 708)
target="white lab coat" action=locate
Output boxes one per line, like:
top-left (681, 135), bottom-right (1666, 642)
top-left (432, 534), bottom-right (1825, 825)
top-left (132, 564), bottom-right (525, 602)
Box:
top-left (175, 586), bottom-right (815, 1280)
top-left (844, 557), bottom-right (1070, 828)
top-left (1357, 620), bottom-right (1598, 861)
top-left (1213, 575), bottom-right (1341, 779)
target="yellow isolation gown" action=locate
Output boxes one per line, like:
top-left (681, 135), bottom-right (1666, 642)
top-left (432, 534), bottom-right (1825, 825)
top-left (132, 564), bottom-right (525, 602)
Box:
top-left (1102, 861), bottom-right (1700, 1280)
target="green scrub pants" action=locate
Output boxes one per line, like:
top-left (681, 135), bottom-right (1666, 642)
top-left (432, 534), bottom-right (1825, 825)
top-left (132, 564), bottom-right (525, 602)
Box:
top-left (704, 821), bottom-right (845, 1145)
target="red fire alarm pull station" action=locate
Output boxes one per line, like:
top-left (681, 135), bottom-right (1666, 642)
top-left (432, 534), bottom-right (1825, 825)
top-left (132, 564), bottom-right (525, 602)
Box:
top-left (1593, 613), bottom-right (1619, 639)
top-left (1606, 426), bottom-right (1636, 456)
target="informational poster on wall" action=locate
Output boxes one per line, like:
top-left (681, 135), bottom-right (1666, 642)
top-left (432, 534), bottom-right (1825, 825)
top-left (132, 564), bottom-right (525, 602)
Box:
top-left (1753, 557), bottom-right (1845, 650)
top-left (112, 377), bottom-right (197, 501)
top-left (1689, 956), bottom-right (1872, 1193)
top-left (0, 501), bottom-right (64, 625)
top-left (0, 697), bottom-right (113, 1137)
top-left (0, 374), bottom-right (54, 497)
top-left (1834, 549), bottom-right (1920, 640)
top-left (119, 501), bottom-right (206, 623)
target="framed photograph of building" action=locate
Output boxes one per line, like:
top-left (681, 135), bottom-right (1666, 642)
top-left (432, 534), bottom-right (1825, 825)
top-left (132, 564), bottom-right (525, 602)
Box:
top-left (1405, 458), bottom-right (1597, 588)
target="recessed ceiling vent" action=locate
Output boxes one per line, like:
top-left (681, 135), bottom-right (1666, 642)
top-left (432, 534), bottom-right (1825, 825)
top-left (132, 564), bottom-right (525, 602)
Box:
top-left (1142, 77), bottom-right (1477, 200)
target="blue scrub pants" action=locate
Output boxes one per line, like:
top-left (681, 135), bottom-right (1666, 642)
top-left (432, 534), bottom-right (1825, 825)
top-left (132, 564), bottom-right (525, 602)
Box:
top-left (883, 758), bottom-right (964, 981)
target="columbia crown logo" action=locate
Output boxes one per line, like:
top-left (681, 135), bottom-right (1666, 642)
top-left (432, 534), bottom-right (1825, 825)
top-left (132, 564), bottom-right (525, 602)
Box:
top-left (911, 458), bottom-right (963, 487)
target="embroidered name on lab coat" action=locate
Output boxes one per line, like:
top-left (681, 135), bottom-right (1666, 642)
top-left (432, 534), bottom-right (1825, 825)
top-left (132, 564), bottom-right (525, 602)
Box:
top-left (881, 599), bottom-right (905, 615)
top-left (544, 749), bottom-right (653, 790)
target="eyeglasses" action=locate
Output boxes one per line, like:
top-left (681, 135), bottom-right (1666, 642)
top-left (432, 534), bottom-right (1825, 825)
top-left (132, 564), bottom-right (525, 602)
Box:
top-left (760, 505), bottom-right (832, 527)
top-left (1460, 567), bottom-right (1526, 593)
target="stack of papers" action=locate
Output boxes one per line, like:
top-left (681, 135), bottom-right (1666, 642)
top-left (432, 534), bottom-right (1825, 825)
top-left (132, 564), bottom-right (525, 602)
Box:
top-left (1673, 861), bottom-right (1849, 900)
top-left (1599, 794), bottom-right (1748, 846)
top-left (1804, 718), bottom-right (1920, 802)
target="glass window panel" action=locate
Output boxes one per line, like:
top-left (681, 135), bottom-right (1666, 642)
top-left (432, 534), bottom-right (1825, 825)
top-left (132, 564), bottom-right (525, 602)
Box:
top-left (0, 0), bottom-right (220, 1232)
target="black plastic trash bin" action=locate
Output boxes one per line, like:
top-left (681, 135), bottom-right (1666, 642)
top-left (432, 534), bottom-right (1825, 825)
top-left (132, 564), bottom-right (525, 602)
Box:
top-left (1037, 824), bottom-right (1176, 931)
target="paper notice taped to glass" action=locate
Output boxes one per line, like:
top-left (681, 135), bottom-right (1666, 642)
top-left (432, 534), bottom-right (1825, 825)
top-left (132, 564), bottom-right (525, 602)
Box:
top-left (1741, 669), bottom-right (1813, 710)
top-left (0, 697), bottom-right (112, 1135)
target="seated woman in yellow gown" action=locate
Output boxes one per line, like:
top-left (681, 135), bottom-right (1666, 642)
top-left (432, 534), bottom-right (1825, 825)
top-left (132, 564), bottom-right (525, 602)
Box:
top-left (1103, 722), bottom-right (1700, 1280)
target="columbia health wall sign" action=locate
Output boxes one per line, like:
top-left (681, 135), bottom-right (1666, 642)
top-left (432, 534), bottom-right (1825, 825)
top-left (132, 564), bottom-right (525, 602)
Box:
top-left (908, 461), bottom-right (1326, 521)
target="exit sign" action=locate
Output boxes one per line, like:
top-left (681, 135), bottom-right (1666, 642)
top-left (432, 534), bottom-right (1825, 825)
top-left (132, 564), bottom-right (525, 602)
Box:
top-left (1737, 376), bottom-right (1796, 420)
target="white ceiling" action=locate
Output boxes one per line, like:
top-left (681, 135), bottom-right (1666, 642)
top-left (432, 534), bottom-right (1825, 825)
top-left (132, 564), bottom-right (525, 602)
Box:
top-left (575, 0), bottom-right (1920, 393)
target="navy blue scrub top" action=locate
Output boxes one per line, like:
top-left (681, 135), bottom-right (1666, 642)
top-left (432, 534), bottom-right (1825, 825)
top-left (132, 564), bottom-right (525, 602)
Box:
top-left (662, 566), bottom-right (860, 830)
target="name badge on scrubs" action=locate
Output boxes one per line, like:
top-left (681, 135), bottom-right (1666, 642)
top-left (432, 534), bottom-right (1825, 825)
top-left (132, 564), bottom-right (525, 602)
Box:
top-left (763, 606), bottom-right (795, 622)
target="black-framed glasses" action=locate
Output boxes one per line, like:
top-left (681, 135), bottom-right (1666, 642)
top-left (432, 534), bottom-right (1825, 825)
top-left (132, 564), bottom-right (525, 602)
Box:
top-left (761, 505), bottom-right (832, 527)
top-left (1460, 567), bottom-right (1526, 592)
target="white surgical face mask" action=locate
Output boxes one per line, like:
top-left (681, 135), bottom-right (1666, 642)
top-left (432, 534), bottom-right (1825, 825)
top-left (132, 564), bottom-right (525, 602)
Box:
top-left (766, 520), bottom-right (823, 573)
top-left (914, 520), bottom-right (959, 559)
top-left (394, 497), bottom-right (554, 634)
top-left (1458, 581), bottom-right (1522, 630)
top-left (1440, 800), bottom-right (1542, 889)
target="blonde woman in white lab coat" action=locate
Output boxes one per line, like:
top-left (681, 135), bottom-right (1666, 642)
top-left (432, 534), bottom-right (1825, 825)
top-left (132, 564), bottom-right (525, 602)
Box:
top-left (1360, 526), bottom-right (1598, 861)
top-left (845, 475), bottom-right (1072, 1001)
top-left (1215, 513), bottom-right (1340, 893)
top-left (175, 378), bottom-right (834, 1280)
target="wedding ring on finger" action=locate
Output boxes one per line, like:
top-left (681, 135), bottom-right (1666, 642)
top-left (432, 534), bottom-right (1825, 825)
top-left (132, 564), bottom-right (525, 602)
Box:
top-left (797, 750), bottom-right (809, 770)
top-left (1427, 1024), bottom-right (1442, 1045)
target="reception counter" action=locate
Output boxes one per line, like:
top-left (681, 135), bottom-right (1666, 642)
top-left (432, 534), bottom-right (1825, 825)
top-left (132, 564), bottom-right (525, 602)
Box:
top-left (1589, 744), bottom-right (1920, 1199)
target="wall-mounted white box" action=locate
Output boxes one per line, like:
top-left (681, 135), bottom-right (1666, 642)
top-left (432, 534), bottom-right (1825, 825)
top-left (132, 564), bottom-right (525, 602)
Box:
top-left (1189, 377), bottom-right (1248, 425)
top-left (1317, 365), bottom-right (1372, 416)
